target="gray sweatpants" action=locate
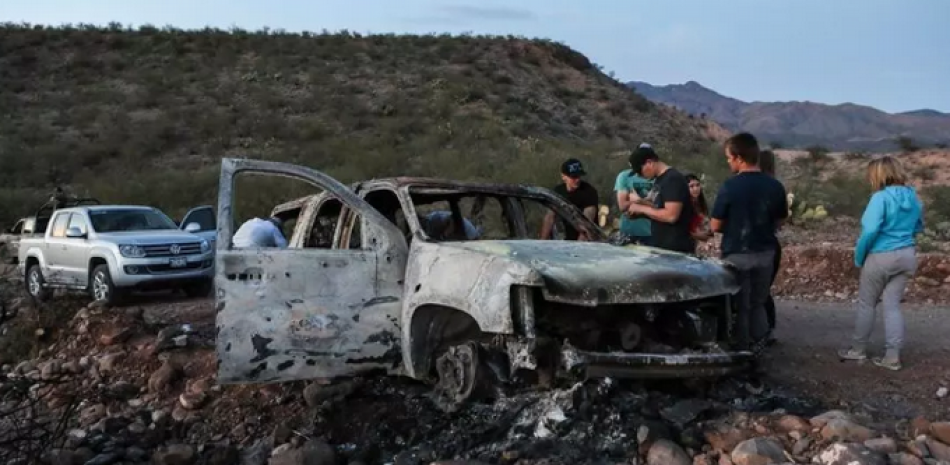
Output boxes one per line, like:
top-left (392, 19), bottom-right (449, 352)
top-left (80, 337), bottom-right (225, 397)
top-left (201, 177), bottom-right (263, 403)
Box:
top-left (724, 250), bottom-right (775, 350)
top-left (851, 247), bottom-right (917, 358)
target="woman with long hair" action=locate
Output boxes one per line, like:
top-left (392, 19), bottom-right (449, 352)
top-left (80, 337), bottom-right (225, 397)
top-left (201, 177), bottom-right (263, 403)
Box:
top-left (686, 174), bottom-right (712, 242)
top-left (838, 156), bottom-right (924, 371)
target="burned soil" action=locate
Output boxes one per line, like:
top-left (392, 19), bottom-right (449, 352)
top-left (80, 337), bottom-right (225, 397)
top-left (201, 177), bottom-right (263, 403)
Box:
top-left (306, 375), bottom-right (826, 464)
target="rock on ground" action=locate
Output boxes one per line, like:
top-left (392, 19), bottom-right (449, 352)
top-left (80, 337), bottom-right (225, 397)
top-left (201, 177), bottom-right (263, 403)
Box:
top-left (647, 439), bottom-right (692, 465)
top-left (730, 437), bottom-right (787, 465)
top-left (815, 443), bottom-right (886, 465)
top-left (268, 439), bottom-right (336, 465)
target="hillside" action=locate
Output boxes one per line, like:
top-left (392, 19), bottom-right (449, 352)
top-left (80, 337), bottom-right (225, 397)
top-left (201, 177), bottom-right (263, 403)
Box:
top-left (0, 24), bottom-right (725, 225)
top-left (628, 80), bottom-right (950, 151)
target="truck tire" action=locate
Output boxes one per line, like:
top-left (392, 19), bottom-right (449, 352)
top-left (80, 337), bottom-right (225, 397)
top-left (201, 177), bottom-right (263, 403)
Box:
top-left (26, 263), bottom-right (51, 304)
top-left (90, 264), bottom-right (119, 306)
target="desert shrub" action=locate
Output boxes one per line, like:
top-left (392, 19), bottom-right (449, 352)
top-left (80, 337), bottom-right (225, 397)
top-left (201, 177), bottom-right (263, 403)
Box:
top-left (895, 136), bottom-right (919, 153)
top-left (805, 145), bottom-right (830, 163)
top-left (791, 172), bottom-right (871, 218)
top-left (921, 185), bottom-right (950, 225)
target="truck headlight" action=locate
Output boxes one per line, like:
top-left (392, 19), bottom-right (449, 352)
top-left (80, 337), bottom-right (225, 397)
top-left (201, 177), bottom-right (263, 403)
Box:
top-left (200, 239), bottom-right (209, 252)
top-left (119, 245), bottom-right (146, 258)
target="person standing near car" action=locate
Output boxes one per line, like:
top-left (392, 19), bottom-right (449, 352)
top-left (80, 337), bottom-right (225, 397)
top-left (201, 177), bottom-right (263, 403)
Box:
top-left (838, 155), bottom-right (923, 371)
top-left (540, 158), bottom-right (599, 241)
top-left (624, 144), bottom-right (696, 254)
top-left (613, 144), bottom-right (655, 246)
top-left (710, 133), bottom-right (788, 351)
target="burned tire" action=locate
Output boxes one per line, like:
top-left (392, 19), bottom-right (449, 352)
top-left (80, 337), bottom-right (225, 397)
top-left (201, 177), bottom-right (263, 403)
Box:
top-left (432, 341), bottom-right (495, 413)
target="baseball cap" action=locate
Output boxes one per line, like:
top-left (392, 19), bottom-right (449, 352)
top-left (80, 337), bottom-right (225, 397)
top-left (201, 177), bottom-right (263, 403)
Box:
top-left (560, 158), bottom-right (587, 178)
top-left (628, 143), bottom-right (658, 176)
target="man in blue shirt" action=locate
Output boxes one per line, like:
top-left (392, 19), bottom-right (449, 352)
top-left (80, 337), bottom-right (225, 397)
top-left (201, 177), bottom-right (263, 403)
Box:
top-left (422, 210), bottom-right (482, 240)
top-left (613, 143), bottom-right (655, 245)
top-left (710, 133), bottom-right (788, 351)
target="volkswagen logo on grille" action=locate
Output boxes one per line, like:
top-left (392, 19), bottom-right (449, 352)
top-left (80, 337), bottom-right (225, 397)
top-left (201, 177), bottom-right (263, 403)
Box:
top-left (170, 244), bottom-right (181, 255)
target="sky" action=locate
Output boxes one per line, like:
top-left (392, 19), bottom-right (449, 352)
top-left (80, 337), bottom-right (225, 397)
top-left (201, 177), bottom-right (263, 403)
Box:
top-left (3, 0), bottom-right (949, 113)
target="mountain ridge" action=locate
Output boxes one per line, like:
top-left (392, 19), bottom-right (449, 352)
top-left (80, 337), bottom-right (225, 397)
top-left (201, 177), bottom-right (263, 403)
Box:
top-left (627, 80), bottom-right (950, 151)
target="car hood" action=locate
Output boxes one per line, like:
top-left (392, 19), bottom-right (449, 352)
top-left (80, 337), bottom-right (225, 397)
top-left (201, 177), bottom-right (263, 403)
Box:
top-left (95, 230), bottom-right (205, 244)
top-left (442, 240), bottom-right (739, 305)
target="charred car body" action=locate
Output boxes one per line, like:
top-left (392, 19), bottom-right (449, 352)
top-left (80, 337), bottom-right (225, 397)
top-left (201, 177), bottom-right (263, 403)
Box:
top-left (214, 158), bottom-right (752, 411)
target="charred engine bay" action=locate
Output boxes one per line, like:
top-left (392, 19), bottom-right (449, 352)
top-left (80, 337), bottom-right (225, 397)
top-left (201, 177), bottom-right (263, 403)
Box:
top-left (309, 375), bottom-right (825, 464)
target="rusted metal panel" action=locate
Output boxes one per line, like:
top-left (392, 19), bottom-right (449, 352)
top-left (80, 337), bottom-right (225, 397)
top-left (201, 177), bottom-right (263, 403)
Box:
top-left (560, 343), bottom-right (754, 379)
top-left (400, 240), bottom-right (545, 379)
top-left (215, 249), bottom-right (404, 383)
top-left (440, 240), bottom-right (739, 305)
top-left (215, 158), bottom-right (410, 384)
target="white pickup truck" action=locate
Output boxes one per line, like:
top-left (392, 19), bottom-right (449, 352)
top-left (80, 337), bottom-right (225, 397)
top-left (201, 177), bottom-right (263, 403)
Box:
top-left (18, 204), bottom-right (215, 305)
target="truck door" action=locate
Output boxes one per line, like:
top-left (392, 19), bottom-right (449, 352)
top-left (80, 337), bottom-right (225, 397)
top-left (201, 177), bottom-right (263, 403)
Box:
top-left (214, 158), bottom-right (409, 384)
top-left (180, 205), bottom-right (217, 248)
top-left (43, 212), bottom-right (73, 284)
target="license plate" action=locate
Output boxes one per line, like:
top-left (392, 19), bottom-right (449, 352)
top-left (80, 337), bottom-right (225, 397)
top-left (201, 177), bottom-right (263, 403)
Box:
top-left (169, 257), bottom-right (187, 268)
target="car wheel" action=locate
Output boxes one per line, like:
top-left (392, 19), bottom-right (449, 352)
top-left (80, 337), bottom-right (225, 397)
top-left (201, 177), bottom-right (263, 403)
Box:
top-left (182, 279), bottom-right (213, 298)
top-left (26, 263), bottom-right (51, 303)
top-left (431, 341), bottom-right (498, 413)
top-left (90, 265), bottom-right (118, 305)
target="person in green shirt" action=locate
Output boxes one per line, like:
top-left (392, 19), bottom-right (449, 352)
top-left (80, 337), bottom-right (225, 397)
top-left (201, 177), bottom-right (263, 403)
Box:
top-left (613, 144), bottom-right (655, 245)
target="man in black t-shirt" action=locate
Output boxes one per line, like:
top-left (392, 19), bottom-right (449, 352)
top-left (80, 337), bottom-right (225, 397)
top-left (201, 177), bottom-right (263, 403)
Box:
top-left (541, 158), bottom-right (598, 240)
top-left (624, 145), bottom-right (695, 254)
top-left (710, 133), bottom-right (788, 351)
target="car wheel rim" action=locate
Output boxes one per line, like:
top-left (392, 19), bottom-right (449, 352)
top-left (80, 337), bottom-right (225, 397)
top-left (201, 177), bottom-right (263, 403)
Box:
top-left (93, 272), bottom-right (109, 301)
top-left (28, 270), bottom-right (41, 296)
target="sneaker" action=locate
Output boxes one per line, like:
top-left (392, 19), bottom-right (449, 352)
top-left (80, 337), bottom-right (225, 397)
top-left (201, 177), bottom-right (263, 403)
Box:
top-left (872, 357), bottom-right (902, 371)
top-left (837, 348), bottom-right (867, 361)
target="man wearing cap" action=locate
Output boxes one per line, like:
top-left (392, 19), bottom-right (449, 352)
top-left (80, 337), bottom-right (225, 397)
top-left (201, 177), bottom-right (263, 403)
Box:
top-left (540, 158), bottom-right (599, 240)
top-left (624, 145), bottom-right (696, 254)
top-left (232, 216), bottom-right (289, 248)
top-left (613, 144), bottom-right (655, 245)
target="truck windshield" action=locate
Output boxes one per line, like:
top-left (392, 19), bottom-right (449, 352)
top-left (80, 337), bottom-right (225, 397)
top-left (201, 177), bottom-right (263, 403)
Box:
top-left (88, 209), bottom-right (178, 232)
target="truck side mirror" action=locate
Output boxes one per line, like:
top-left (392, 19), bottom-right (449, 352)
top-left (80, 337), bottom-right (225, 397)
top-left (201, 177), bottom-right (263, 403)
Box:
top-left (65, 227), bottom-right (86, 238)
top-left (184, 222), bottom-right (201, 233)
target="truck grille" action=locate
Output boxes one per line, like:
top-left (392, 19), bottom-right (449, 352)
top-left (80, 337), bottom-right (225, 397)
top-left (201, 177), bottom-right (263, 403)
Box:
top-left (143, 242), bottom-right (203, 257)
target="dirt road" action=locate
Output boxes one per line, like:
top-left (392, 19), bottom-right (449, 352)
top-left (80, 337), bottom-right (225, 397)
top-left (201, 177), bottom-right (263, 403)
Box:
top-left (761, 300), bottom-right (950, 421)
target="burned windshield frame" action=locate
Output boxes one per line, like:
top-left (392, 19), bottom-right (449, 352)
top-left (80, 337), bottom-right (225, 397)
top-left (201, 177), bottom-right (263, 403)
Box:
top-left (403, 185), bottom-right (603, 242)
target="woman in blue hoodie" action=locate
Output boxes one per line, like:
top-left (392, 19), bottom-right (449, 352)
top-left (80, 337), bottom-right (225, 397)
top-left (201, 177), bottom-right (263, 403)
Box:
top-left (838, 156), bottom-right (924, 371)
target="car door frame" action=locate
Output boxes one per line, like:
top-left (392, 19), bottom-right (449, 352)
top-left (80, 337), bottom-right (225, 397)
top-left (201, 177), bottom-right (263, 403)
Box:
top-left (43, 211), bottom-right (73, 285)
top-left (214, 158), bottom-right (410, 384)
top-left (180, 205), bottom-right (217, 246)
top-left (61, 211), bottom-right (93, 285)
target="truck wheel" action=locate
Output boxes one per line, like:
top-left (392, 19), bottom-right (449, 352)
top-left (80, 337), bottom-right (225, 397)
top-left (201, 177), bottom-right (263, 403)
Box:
top-left (182, 279), bottom-right (213, 298)
top-left (26, 264), bottom-right (51, 303)
top-left (90, 265), bottom-right (119, 305)
top-left (432, 341), bottom-right (496, 413)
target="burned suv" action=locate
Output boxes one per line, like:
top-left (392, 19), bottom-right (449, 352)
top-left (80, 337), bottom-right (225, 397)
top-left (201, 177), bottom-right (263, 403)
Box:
top-left (214, 158), bottom-right (751, 411)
